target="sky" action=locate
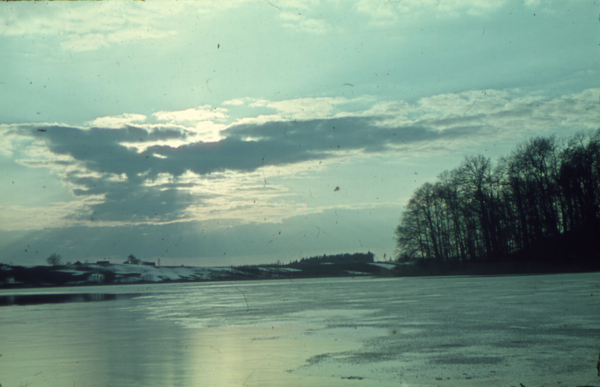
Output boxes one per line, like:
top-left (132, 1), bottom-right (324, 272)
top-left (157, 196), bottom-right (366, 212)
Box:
top-left (0, 0), bottom-right (598, 267)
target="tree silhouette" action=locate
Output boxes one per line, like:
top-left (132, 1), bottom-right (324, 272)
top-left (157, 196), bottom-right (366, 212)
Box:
top-left (396, 130), bottom-right (600, 265)
top-left (127, 254), bottom-right (141, 264)
top-left (46, 253), bottom-right (62, 266)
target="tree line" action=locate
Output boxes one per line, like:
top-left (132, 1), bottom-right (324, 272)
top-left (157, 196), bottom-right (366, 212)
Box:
top-left (290, 252), bottom-right (375, 266)
top-left (395, 130), bottom-right (600, 265)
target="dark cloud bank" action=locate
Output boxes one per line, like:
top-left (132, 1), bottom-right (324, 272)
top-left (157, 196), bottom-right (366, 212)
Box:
top-left (23, 115), bottom-right (483, 221)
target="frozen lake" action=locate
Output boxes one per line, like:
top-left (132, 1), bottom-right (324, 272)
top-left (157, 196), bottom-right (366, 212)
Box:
top-left (1, 273), bottom-right (599, 387)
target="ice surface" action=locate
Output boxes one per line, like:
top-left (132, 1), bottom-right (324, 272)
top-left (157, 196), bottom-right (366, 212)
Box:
top-left (1, 273), bottom-right (599, 387)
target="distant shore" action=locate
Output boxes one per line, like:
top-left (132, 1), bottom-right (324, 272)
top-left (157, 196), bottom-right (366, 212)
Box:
top-left (0, 261), bottom-right (398, 289)
top-left (1, 259), bottom-right (598, 290)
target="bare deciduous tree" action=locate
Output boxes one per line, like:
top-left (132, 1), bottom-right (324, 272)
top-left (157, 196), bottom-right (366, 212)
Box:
top-left (396, 130), bottom-right (600, 265)
top-left (46, 253), bottom-right (62, 266)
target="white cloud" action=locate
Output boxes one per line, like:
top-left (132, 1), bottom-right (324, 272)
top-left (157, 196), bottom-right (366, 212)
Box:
top-left (237, 97), bottom-right (365, 126)
top-left (153, 106), bottom-right (229, 124)
top-left (0, 124), bottom-right (25, 157)
top-left (194, 1), bottom-right (238, 14)
top-left (249, 97), bottom-right (358, 120)
top-left (150, 106), bottom-right (229, 142)
top-left (107, 27), bottom-right (177, 44)
top-left (248, 99), bottom-right (270, 108)
top-left (181, 169), bottom-right (317, 226)
top-left (365, 88), bottom-right (599, 141)
top-left (87, 113), bottom-right (147, 129)
top-left (278, 11), bottom-right (330, 34)
top-left (61, 33), bottom-right (110, 52)
top-left (232, 114), bottom-right (285, 127)
top-left (267, 97), bottom-right (344, 118)
top-left (355, 0), bottom-right (399, 25)
top-left (356, 0), bottom-right (508, 24)
top-left (1, 3), bottom-right (181, 51)
top-left (191, 121), bottom-right (228, 143)
top-left (223, 98), bottom-right (246, 106)
top-left (272, 0), bottom-right (324, 11)
top-left (61, 27), bottom-right (178, 52)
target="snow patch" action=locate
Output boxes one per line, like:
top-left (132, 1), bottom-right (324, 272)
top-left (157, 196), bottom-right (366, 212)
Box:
top-left (368, 263), bottom-right (398, 270)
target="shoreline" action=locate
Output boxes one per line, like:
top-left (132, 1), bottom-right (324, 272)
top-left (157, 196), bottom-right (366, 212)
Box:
top-left (1, 260), bottom-right (598, 291)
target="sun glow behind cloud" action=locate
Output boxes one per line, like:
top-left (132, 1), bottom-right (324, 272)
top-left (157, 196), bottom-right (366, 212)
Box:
top-left (87, 114), bottom-right (148, 129)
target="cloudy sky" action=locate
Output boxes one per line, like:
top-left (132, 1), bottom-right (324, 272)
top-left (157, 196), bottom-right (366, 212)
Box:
top-left (0, 0), bottom-right (597, 266)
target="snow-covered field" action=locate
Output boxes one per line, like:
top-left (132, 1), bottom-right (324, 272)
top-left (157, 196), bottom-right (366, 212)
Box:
top-left (1, 260), bottom-right (397, 288)
top-left (368, 262), bottom-right (399, 270)
top-left (92, 264), bottom-right (301, 283)
top-left (0, 263), bottom-right (306, 287)
top-left (87, 264), bottom-right (237, 282)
